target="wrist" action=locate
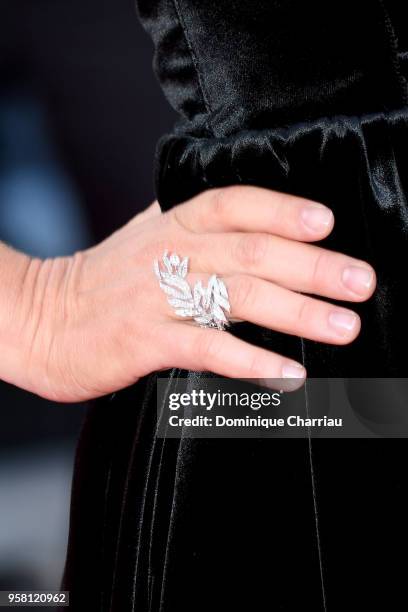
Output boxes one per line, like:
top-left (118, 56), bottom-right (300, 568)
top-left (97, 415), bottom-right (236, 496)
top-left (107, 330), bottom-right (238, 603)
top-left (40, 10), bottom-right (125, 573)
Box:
top-left (0, 243), bottom-right (36, 390)
top-left (0, 243), bottom-right (78, 398)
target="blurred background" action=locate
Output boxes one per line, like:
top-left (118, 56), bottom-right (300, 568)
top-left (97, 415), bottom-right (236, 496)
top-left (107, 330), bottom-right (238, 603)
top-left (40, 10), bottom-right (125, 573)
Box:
top-left (0, 0), bottom-right (175, 591)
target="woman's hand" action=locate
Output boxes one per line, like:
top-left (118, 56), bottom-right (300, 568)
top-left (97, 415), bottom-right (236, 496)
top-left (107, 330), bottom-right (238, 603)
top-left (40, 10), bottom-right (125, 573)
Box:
top-left (7, 186), bottom-right (376, 402)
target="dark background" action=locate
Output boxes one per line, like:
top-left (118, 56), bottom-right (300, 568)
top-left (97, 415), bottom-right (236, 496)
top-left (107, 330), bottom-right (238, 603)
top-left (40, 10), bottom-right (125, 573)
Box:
top-left (0, 0), bottom-right (175, 589)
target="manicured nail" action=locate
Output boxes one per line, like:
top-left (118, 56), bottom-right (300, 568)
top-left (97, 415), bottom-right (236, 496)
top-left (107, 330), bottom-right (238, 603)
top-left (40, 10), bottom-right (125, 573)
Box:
top-left (342, 265), bottom-right (374, 296)
top-left (328, 310), bottom-right (358, 336)
top-left (282, 362), bottom-right (306, 379)
top-left (301, 204), bottom-right (333, 233)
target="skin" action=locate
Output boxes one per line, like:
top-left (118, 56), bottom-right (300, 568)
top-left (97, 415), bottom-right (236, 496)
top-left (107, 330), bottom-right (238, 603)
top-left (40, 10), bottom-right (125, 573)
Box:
top-left (0, 186), bottom-right (376, 402)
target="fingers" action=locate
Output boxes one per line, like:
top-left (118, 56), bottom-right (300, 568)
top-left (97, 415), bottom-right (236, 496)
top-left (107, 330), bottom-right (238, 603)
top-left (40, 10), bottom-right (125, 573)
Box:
top-left (174, 185), bottom-right (334, 241)
top-left (225, 275), bottom-right (361, 345)
top-left (172, 185), bottom-right (375, 302)
top-left (162, 322), bottom-right (306, 390)
top-left (161, 271), bottom-right (361, 345)
top-left (197, 232), bottom-right (376, 303)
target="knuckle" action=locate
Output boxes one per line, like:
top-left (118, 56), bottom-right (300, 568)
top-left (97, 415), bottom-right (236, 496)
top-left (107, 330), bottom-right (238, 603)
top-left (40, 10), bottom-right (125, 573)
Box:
top-left (270, 191), bottom-right (288, 215)
top-left (194, 330), bottom-right (222, 365)
top-left (211, 186), bottom-right (241, 220)
top-left (268, 194), bottom-right (284, 225)
top-left (169, 200), bottom-right (200, 235)
top-left (295, 296), bottom-right (313, 326)
top-left (270, 192), bottom-right (297, 230)
top-left (309, 250), bottom-right (331, 288)
top-left (246, 351), bottom-right (265, 378)
top-left (230, 275), bottom-right (256, 312)
top-left (235, 233), bottom-right (269, 267)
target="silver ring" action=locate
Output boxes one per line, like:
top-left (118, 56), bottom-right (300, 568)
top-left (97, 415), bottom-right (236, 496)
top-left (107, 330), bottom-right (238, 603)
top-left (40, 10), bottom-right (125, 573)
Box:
top-left (154, 250), bottom-right (231, 330)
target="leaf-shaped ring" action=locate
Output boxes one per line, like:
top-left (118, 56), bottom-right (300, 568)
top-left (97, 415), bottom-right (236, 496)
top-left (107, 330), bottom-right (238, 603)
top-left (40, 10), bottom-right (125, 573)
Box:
top-left (154, 250), bottom-right (231, 330)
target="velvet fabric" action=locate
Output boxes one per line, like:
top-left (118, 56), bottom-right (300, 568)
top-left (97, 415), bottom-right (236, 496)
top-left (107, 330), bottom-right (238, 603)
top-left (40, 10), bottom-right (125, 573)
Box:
top-left (62, 1), bottom-right (408, 610)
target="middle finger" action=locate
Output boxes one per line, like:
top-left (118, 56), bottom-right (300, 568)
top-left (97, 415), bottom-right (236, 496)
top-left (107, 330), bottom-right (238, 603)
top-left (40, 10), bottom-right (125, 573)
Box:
top-left (195, 232), bottom-right (376, 302)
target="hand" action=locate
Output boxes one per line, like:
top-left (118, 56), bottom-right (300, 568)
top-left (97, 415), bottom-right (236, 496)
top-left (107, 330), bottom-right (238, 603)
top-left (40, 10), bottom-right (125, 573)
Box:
top-left (13, 186), bottom-right (376, 402)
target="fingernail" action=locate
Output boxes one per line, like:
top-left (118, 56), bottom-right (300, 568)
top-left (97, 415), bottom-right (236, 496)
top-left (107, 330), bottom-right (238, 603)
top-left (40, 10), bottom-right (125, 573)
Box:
top-left (328, 310), bottom-right (358, 336)
top-left (301, 204), bottom-right (333, 233)
top-left (342, 265), bottom-right (374, 296)
top-left (282, 362), bottom-right (306, 379)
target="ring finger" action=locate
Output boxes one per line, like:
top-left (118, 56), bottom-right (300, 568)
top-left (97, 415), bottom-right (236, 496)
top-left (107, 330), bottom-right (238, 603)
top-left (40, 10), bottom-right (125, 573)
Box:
top-left (181, 273), bottom-right (361, 345)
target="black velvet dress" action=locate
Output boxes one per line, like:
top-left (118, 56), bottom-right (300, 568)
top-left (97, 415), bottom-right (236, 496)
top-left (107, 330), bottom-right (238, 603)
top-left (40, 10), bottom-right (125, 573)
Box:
top-left (62, 1), bottom-right (408, 610)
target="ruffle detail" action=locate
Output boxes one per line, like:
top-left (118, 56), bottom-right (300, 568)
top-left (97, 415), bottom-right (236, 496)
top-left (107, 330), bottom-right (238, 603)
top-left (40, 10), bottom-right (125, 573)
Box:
top-left (155, 106), bottom-right (408, 211)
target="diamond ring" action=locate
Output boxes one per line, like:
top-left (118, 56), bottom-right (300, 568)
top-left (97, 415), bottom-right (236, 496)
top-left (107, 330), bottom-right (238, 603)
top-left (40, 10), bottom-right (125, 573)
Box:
top-left (154, 251), bottom-right (231, 330)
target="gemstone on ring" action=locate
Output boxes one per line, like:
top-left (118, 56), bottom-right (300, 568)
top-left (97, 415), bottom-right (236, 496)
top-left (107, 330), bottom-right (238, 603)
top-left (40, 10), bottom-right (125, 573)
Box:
top-left (154, 250), bottom-right (231, 330)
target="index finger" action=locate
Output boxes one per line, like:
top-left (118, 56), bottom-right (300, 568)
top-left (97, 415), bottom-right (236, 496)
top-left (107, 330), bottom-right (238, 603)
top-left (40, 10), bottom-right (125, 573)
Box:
top-left (174, 185), bottom-right (334, 242)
